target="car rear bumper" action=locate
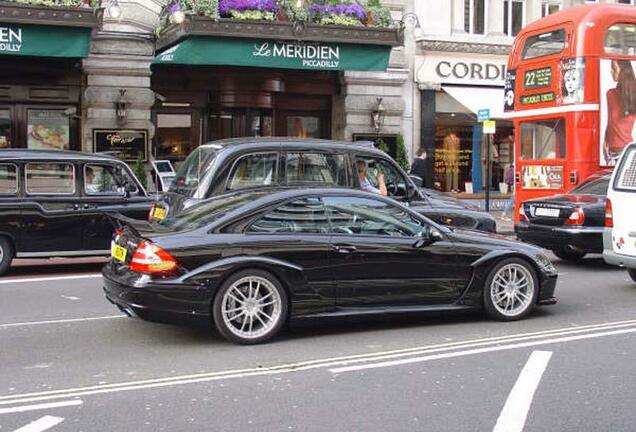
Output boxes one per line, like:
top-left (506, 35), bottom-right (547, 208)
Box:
top-left (603, 229), bottom-right (636, 269)
top-left (102, 264), bottom-right (212, 326)
top-left (515, 222), bottom-right (604, 252)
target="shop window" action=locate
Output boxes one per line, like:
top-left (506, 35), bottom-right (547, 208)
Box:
top-left (248, 198), bottom-right (329, 234)
top-left (617, 0), bottom-right (635, 4)
top-left (27, 109), bottom-right (70, 151)
top-left (227, 153), bottom-right (278, 191)
top-left (26, 163), bottom-right (75, 195)
top-left (605, 24), bottom-right (636, 56)
top-left (156, 114), bottom-right (192, 161)
top-left (541, 0), bottom-right (561, 17)
top-left (504, 0), bottom-right (525, 37)
top-left (464, 0), bottom-right (486, 35)
top-left (285, 153), bottom-right (347, 186)
top-left (520, 119), bottom-right (566, 160)
top-left (0, 109), bottom-right (11, 149)
top-left (0, 164), bottom-right (17, 194)
top-left (209, 110), bottom-right (273, 140)
top-left (287, 116), bottom-right (321, 138)
top-left (522, 29), bottom-right (566, 60)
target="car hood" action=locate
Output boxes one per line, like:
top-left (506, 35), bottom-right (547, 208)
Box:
top-left (448, 228), bottom-right (544, 254)
top-left (420, 189), bottom-right (480, 210)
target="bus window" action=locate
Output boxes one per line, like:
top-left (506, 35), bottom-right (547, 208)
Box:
top-left (522, 29), bottom-right (566, 60)
top-left (605, 24), bottom-right (636, 55)
top-left (520, 119), bottom-right (566, 160)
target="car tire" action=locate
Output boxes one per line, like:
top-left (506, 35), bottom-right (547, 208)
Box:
top-left (552, 247), bottom-right (587, 261)
top-left (483, 258), bottom-right (539, 321)
top-left (212, 269), bottom-right (288, 345)
top-left (628, 268), bottom-right (636, 283)
top-left (0, 237), bottom-right (14, 276)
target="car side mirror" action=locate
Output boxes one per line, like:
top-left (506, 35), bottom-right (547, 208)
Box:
top-left (413, 229), bottom-right (443, 248)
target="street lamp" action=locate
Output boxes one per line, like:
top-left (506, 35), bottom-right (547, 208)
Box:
top-left (115, 89), bottom-right (131, 124)
top-left (371, 98), bottom-right (386, 134)
top-left (401, 12), bottom-right (423, 39)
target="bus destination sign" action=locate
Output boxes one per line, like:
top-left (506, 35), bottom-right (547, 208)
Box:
top-left (524, 67), bottom-right (552, 90)
top-left (520, 92), bottom-right (555, 105)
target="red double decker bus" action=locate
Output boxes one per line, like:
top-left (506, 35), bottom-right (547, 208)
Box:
top-left (504, 4), bottom-right (636, 221)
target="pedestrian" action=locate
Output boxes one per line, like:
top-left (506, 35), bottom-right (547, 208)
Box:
top-left (409, 147), bottom-right (429, 188)
top-left (501, 163), bottom-right (515, 221)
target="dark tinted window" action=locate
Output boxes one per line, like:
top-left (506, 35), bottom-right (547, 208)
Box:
top-left (522, 29), bottom-right (566, 60)
top-left (26, 163), bottom-right (75, 195)
top-left (0, 164), bottom-right (17, 194)
top-left (170, 147), bottom-right (218, 197)
top-left (227, 153), bottom-right (277, 191)
top-left (85, 164), bottom-right (137, 195)
top-left (571, 175), bottom-right (611, 195)
top-left (325, 196), bottom-right (424, 237)
top-left (285, 153), bottom-right (347, 186)
top-left (248, 197), bottom-right (329, 234)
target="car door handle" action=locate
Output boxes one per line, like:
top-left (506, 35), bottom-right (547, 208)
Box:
top-left (332, 244), bottom-right (357, 254)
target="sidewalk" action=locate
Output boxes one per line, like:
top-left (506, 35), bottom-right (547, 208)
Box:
top-left (492, 211), bottom-right (515, 236)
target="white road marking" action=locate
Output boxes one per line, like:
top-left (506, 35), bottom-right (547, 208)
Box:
top-left (12, 416), bottom-right (64, 432)
top-left (0, 274), bottom-right (101, 285)
top-left (493, 351), bottom-right (552, 432)
top-left (329, 326), bottom-right (636, 373)
top-left (0, 399), bottom-right (82, 415)
top-left (0, 320), bottom-right (635, 406)
top-left (0, 315), bottom-right (125, 329)
top-left (60, 296), bottom-right (80, 301)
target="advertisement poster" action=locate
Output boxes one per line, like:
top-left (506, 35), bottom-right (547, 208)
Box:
top-left (27, 109), bottom-right (70, 151)
top-left (599, 59), bottom-right (636, 166)
top-left (560, 58), bottom-right (585, 105)
top-left (522, 165), bottom-right (563, 189)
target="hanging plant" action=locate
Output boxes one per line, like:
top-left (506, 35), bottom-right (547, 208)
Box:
top-left (277, 0), bottom-right (309, 23)
top-left (309, 0), bottom-right (366, 27)
top-left (219, 0), bottom-right (278, 21)
top-left (365, 0), bottom-right (394, 28)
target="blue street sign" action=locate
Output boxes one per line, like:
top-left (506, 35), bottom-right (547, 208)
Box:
top-left (477, 109), bottom-right (490, 122)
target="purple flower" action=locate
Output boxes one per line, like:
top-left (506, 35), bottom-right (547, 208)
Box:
top-left (169, 2), bottom-right (181, 13)
top-left (309, 1), bottom-right (366, 21)
top-left (219, 0), bottom-right (278, 15)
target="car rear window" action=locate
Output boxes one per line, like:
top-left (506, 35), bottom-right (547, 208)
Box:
top-left (522, 29), bottom-right (566, 60)
top-left (169, 147), bottom-right (218, 197)
top-left (570, 175), bottom-right (611, 195)
top-left (26, 163), bottom-right (75, 195)
top-left (616, 147), bottom-right (636, 191)
top-left (0, 164), bottom-right (17, 194)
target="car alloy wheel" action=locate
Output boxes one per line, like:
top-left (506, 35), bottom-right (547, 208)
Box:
top-left (213, 270), bottom-right (287, 344)
top-left (484, 258), bottom-right (538, 321)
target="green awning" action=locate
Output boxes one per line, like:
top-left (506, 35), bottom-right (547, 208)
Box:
top-left (153, 36), bottom-right (391, 72)
top-left (0, 24), bottom-right (91, 58)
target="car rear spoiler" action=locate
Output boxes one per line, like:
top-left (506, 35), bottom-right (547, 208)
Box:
top-left (104, 212), bottom-right (168, 237)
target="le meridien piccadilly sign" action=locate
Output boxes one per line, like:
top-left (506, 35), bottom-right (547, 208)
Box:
top-left (153, 37), bottom-right (391, 72)
top-left (0, 26), bottom-right (22, 54)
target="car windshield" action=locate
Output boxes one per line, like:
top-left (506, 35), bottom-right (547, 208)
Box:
top-left (169, 147), bottom-right (218, 197)
top-left (160, 191), bottom-right (267, 231)
top-left (570, 175), bottom-right (611, 195)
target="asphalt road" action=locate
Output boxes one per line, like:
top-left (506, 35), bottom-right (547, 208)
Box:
top-left (1, 255), bottom-right (635, 432)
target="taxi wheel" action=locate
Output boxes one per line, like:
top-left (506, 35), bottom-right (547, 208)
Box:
top-left (628, 268), bottom-right (636, 283)
top-left (212, 269), bottom-right (288, 345)
top-left (0, 237), bottom-right (14, 276)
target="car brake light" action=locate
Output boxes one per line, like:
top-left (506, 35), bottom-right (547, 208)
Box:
top-left (130, 241), bottom-right (177, 274)
top-left (147, 204), bottom-right (156, 223)
top-left (605, 198), bottom-right (613, 228)
top-left (518, 204), bottom-right (528, 221)
top-left (566, 208), bottom-right (585, 225)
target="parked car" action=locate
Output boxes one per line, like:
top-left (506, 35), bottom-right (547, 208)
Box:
top-left (148, 138), bottom-right (496, 233)
top-left (603, 143), bottom-right (636, 282)
top-left (515, 169), bottom-right (612, 261)
top-left (104, 188), bottom-right (558, 345)
top-left (0, 150), bottom-right (152, 275)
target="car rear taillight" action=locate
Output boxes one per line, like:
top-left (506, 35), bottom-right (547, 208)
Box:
top-left (518, 204), bottom-right (528, 221)
top-left (129, 241), bottom-right (177, 274)
top-left (605, 198), bottom-right (613, 228)
top-left (566, 208), bottom-right (585, 225)
top-left (147, 204), bottom-right (156, 223)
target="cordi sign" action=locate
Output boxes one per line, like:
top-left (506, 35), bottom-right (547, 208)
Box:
top-left (417, 53), bottom-right (508, 87)
top-left (0, 26), bottom-right (23, 54)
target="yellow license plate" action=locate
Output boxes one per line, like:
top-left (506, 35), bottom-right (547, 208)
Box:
top-left (153, 207), bottom-right (167, 220)
top-left (111, 243), bottom-right (127, 263)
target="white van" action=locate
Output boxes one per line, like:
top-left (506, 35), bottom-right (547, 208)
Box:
top-left (603, 142), bottom-right (636, 283)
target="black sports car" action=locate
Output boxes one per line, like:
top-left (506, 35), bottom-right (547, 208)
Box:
top-left (516, 170), bottom-right (612, 261)
top-left (104, 188), bottom-right (557, 344)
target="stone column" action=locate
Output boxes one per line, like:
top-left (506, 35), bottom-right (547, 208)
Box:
top-left (487, 0), bottom-right (506, 37)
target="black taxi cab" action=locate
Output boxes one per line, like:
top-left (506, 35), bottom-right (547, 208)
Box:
top-left (0, 150), bottom-right (152, 275)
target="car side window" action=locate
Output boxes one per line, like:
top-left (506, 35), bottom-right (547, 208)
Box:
top-left (285, 152), bottom-right (347, 186)
top-left (84, 164), bottom-right (136, 195)
top-left (324, 196), bottom-right (424, 237)
top-left (25, 163), bottom-right (75, 195)
top-left (0, 164), bottom-right (18, 195)
top-left (248, 197), bottom-right (329, 234)
top-left (356, 156), bottom-right (407, 198)
top-left (227, 153), bottom-right (278, 191)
